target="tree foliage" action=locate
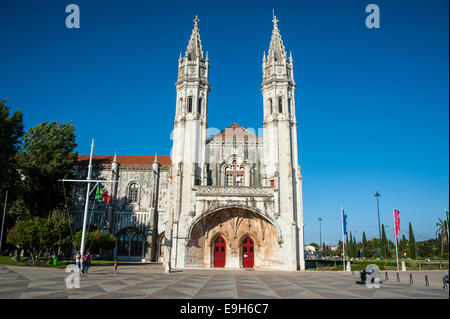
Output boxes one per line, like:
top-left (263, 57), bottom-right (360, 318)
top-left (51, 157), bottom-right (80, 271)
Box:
top-left (17, 121), bottom-right (77, 217)
top-left (73, 230), bottom-right (116, 255)
top-left (6, 210), bottom-right (73, 264)
top-left (0, 99), bottom-right (24, 195)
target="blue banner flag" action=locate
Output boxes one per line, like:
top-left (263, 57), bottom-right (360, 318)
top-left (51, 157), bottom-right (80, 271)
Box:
top-left (343, 211), bottom-right (348, 235)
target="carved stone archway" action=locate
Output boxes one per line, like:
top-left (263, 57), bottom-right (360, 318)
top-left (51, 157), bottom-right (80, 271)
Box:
top-left (185, 206), bottom-right (283, 269)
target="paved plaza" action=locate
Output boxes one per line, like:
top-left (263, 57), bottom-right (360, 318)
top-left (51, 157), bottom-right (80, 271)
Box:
top-left (0, 264), bottom-right (448, 299)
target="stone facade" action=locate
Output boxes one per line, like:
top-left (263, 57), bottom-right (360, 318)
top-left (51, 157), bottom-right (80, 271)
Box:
top-left (71, 15), bottom-right (305, 271)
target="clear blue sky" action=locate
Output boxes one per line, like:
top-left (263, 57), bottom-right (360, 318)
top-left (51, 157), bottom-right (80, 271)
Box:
top-left (0, 0), bottom-right (448, 246)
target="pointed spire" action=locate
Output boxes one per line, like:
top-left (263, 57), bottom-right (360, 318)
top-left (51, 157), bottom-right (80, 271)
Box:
top-left (184, 15), bottom-right (204, 61)
top-left (263, 51), bottom-right (266, 62)
top-left (154, 152), bottom-right (158, 163)
top-left (113, 151), bottom-right (117, 163)
top-left (267, 15), bottom-right (287, 62)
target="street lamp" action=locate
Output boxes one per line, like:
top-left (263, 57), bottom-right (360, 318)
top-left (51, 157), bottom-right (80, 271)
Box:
top-left (374, 191), bottom-right (383, 260)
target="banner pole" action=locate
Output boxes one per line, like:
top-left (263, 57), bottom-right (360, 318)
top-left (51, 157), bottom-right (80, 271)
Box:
top-left (393, 209), bottom-right (399, 273)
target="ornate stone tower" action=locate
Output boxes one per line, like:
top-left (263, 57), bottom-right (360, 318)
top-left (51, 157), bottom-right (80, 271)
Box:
top-left (261, 16), bottom-right (305, 270)
top-left (168, 16), bottom-right (210, 268)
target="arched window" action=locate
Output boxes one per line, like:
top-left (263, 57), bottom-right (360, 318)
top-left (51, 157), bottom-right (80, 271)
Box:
top-left (198, 98), bottom-right (202, 114)
top-left (288, 98), bottom-right (291, 114)
top-left (128, 183), bottom-right (139, 203)
top-left (188, 96), bottom-right (193, 113)
top-left (130, 233), bottom-right (144, 256)
top-left (278, 97), bottom-right (283, 113)
top-left (117, 233), bottom-right (130, 256)
top-left (269, 98), bottom-right (273, 114)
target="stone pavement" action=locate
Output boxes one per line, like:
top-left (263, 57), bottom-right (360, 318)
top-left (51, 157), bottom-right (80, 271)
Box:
top-left (0, 264), bottom-right (448, 299)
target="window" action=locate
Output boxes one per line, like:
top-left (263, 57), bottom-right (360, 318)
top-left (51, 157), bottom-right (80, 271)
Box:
top-left (269, 98), bottom-right (273, 114)
top-left (117, 233), bottom-right (130, 256)
top-left (278, 98), bottom-right (283, 113)
top-left (224, 160), bottom-right (245, 187)
top-left (198, 98), bottom-right (202, 114)
top-left (195, 179), bottom-right (201, 186)
top-left (130, 233), bottom-right (144, 256)
top-left (117, 231), bottom-right (144, 258)
top-left (288, 98), bottom-right (291, 114)
top-left (129, 183), bottom-right (139, 203)
top-left (225, 174), bottom-right (233, 186)
top-left (188, 97), bottom-right (193, 113)
top-left (236, 174), bottom-right (244, 187)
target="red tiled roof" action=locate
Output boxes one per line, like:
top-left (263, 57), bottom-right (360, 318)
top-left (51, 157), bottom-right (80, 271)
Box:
top-left (77, 155), bottom-right (172, 166)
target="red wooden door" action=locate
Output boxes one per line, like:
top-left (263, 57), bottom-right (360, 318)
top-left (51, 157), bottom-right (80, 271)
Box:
top-left (242, 237), bottom-right (254, 268)
top-left (214, 236), bottom-right (226, 267)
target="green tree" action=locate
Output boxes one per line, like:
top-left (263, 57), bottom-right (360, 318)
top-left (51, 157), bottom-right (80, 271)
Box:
top-left (409, 222), bottom-right (416, 259)
top-left (436, 218), bottom-right (448, 262)
top-left (17, 121), bottom-right (77, 217)
top-left (7, 217), bottom-right (51, 264)
top-left (73, 230), bottom-right (116, 255)
top-left (381, 224), bottom-right (391, 258)
top-left (362, 232), bottom-right (368, 257)
top-left (0, 99), bottom-right (24, 195)
top-left (47, 209), bottom-right (74, 257)
top-left (0, 99), bottom-right (24, 251)
top-left (6, 211), bottom-right (72, 264)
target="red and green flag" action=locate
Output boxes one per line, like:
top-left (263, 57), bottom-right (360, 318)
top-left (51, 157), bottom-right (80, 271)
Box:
top-left (95, 186), bottom-right (111, 205)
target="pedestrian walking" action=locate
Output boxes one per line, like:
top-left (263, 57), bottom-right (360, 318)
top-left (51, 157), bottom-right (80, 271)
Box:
top-left (81, 253), bottom-right (88, 276)
top-left (75, 250), bottom-right (81, 272)
top-left (114, 259), bottom-right (118, 276)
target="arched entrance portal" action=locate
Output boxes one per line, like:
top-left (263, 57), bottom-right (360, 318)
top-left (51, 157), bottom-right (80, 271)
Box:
top-left (213, 236), bottom-right (226, 267)
top-left (186, 207), bottom-right (282, 269)
top-left (242, 236), bottom-right (254, 268)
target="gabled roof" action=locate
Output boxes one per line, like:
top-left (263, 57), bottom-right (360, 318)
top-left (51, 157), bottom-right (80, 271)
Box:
top-left (209, 123), bottom-right (260, 141)
top-left (77, 155), bottom-right (172, 166)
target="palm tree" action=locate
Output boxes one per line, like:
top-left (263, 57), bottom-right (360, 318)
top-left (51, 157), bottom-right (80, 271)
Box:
top-left (435, 218), bottom-right (448, 267)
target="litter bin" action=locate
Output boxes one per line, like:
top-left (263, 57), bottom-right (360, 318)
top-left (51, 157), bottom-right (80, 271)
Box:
top-left (53, 257), bottom-right (58, 266)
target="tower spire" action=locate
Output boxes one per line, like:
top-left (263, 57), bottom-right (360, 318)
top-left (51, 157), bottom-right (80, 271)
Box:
top-left (267, 15), bottom-right (287, 62)
top-left (185, 15), bottom-right (204, 61)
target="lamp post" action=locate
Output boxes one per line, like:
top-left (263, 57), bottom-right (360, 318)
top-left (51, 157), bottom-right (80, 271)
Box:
top-left (318, 217), bottom-right (322, 255)
top-left (374, 191), bottom-right (383, 260)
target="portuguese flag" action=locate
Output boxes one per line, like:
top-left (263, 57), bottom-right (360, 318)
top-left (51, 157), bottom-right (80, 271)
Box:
top-left (95, 186), bottom-right (111, 205)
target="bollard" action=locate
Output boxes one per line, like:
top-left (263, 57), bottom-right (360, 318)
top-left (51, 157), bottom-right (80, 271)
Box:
top-left (425, 275), bottom-right (430, 287)
top-left (396, 272), bottom-right (400, 282)
top-left (409, 273), bottom-right (413, 284)
top-left (385, 272), bottom-right (389, 281)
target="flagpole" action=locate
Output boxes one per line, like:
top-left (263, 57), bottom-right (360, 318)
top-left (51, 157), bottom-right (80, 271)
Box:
top-left (393, 209), bottom-right (399, 273)
top-left (80, 139), bottom-right (94, 256)
top-left (341, 206), bottom-right (345, 271)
